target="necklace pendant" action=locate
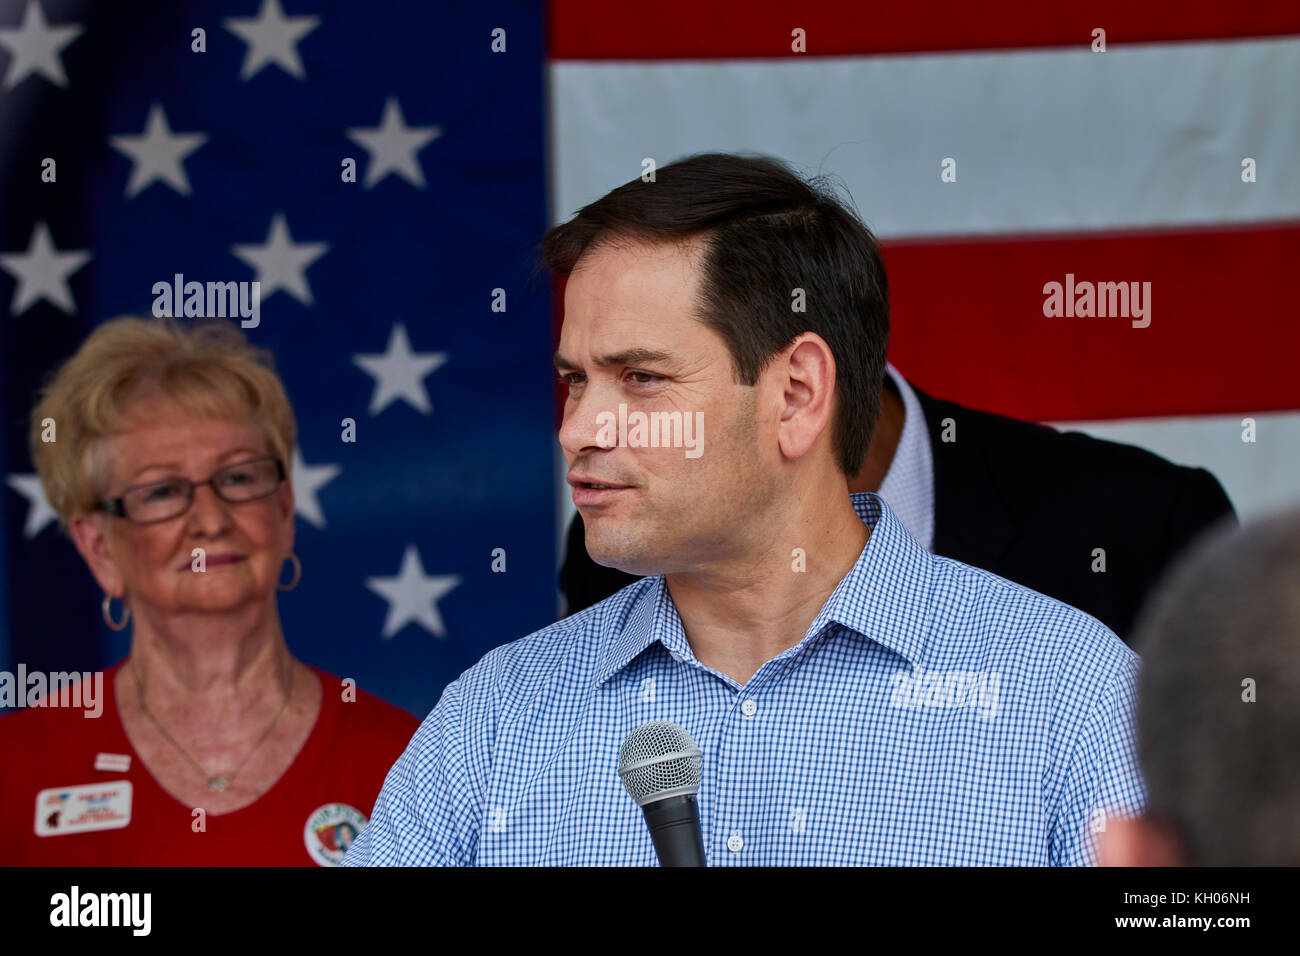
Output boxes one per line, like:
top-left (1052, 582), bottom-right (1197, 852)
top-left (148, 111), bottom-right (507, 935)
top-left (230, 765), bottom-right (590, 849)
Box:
top-left (208, 776), bottom-right (230, 792)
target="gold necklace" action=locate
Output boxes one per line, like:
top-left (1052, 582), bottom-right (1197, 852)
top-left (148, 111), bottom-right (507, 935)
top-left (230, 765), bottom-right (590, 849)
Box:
top-left (131, 660), bottom-right (294, 792)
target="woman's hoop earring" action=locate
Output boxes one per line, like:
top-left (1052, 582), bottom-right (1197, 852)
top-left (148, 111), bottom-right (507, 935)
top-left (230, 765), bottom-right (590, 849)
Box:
top-left (277, 553), bottom-right (301, 591)
top-left (102, 593), bottom-right (131, 631)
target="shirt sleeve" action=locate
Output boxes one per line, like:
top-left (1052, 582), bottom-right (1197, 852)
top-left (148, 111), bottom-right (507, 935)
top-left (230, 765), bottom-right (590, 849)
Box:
top-left (342, 676), bottom-right (481, 866)
top-left (1050, 654), bottom-right (1148, 866)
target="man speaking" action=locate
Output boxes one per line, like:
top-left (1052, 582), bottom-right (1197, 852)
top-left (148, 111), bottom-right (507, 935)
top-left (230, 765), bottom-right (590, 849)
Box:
top-left (344, 152), bottom-right (1144, 865)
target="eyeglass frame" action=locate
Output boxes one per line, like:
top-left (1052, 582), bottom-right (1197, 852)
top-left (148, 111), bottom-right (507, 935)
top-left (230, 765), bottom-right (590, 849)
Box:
top-left (99, 456), bottom-right (287, 524)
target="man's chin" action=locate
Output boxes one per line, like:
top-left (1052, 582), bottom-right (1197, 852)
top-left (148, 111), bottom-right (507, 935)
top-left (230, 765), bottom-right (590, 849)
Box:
top-left (585, 535), bottom-right (666, 577)
top-left (588, 550), bottom-right (660, 577)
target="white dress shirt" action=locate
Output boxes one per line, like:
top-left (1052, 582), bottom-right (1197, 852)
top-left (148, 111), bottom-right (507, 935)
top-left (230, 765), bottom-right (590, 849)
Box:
top-left (876, 362), bottom-right (936, 550)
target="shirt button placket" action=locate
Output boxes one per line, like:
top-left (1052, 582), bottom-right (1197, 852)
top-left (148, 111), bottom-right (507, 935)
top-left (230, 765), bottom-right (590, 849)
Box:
top-left (718, 694), bottom-right (757, 860)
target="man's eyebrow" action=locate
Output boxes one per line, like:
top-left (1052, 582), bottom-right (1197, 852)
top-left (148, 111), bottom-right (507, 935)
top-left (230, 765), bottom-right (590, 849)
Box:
top-left (553, 348), bottom-right (673, 371)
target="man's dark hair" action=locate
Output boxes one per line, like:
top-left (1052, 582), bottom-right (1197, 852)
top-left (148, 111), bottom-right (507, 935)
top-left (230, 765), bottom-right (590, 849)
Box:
top-left (534, 151), bottom-right (889, 477)
top-left (1131, 505), bottom-right (1300, 865)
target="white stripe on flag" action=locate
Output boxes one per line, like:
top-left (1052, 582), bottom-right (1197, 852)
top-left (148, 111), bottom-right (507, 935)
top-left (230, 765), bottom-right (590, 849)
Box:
top-left (551, 37), bottom-right (1300, 237)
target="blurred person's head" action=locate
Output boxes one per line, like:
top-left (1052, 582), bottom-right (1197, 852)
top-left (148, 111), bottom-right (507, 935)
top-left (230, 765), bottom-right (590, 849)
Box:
top-left (536, 152), bottom-right (889, 577)
top-left (1100, 506), bottom-right (1300, 866)
top-left (29, 316), bottom-right (297, 630)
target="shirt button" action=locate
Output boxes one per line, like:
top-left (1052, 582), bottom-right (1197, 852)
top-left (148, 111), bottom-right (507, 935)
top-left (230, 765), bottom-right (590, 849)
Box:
top-left (727, 832), bottom-right (744, 853)
top-left (740, 699), bottom-right (757, 717)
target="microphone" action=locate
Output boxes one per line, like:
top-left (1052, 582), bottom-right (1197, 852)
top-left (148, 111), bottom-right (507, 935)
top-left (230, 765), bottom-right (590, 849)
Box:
top-left (618, 720), bottom-right (707, 867)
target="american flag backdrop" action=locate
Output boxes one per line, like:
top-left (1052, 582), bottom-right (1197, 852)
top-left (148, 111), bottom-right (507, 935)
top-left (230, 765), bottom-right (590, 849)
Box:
top-left (0, 0), bottom-right (555, 718)
top-left (547, 2), bottom-right (1300, 538)
top-left (3, 0), bottom-right (1299, 718)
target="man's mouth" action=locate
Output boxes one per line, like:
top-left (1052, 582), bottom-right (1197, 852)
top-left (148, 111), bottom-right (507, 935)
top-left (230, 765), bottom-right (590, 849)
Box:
top-left (568, 476), bottom-right (632, 505)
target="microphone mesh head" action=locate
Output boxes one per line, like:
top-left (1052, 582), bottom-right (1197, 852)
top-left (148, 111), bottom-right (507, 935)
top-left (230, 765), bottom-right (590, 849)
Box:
top-left (618, 720), bottom-right (703, 807)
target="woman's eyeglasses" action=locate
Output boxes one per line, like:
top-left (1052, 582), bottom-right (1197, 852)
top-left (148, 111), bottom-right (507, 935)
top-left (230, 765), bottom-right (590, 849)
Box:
top-left (101, 457), bottom-right (286, 524)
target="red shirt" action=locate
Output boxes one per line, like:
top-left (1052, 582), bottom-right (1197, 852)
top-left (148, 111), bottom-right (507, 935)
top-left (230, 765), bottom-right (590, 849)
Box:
top-left (0, 662), bottom-right (419, 865)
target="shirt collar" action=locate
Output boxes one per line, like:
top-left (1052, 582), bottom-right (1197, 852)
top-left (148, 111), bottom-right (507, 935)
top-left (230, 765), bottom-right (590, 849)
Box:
top-left (594, 492), bottom-right (932, 685)
top-left (878, 362), bottom-right (936, 550)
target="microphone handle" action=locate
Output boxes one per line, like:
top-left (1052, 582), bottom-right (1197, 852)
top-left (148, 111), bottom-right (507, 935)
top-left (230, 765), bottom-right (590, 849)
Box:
top-left (643, 794), bottom-right (707, 867)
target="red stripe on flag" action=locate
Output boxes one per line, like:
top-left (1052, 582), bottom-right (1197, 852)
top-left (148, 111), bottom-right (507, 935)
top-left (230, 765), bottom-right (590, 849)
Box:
top-left (884, 223), bottom-right (1300, 422)
top-left (550, 1), bottom-right (1300, 59)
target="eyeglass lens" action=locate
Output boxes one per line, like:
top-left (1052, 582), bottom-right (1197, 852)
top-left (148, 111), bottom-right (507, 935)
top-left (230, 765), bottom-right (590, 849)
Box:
top-left (122, 459), bottom-right (280, 521)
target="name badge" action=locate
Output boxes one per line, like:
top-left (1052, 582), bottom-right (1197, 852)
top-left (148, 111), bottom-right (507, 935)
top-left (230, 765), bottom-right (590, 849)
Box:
top-left (34, 781), bottom-right (133, 837)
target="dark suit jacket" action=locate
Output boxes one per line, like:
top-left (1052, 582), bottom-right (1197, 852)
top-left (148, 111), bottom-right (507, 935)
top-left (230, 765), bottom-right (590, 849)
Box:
top-left (559, 384), bottom-right (1237, 645)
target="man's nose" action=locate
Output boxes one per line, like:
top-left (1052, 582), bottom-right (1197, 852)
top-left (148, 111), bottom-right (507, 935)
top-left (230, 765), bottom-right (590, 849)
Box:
top-left (558, 383), bottom-right (618, 458)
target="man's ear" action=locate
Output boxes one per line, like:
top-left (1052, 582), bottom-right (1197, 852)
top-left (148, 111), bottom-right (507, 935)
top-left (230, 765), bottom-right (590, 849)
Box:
top-left (1097, 814), bottom-right (1186, 866)
top-left (68, 512), bottom-right (125, 597)
top-left (774, 333), bottom-right (837, 464)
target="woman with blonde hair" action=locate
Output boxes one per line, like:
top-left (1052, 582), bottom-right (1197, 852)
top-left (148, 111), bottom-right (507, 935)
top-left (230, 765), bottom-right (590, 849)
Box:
top-left (0, 316), bottom-right (417, 865)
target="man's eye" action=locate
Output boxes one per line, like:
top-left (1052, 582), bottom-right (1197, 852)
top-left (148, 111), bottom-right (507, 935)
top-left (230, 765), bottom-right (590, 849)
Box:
top-left (559, 372), bottom-right (585, 386)
top-left (627, 371), bottom-right (661, 385)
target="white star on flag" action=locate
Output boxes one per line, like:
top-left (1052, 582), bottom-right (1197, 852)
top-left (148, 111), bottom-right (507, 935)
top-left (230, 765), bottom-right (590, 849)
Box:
top-left (291, 446), bottom-right (341, 529)
top-left (346, 97), bottom-right (441, 189)
top-left (352, 322), bottom-right (448, 415)
top-left (365, 544), bottom-right (460, 639)
top-left (109, 102), bottom-right (209, 198)
top-left (0, 221), bottom-right (91, 316)
top-left (231, 212), bottom-right (329, 306)
top-left (0, 0), bottom-right (83, 89)
top-left (224, 0), bottom-right (320, 81)
top-left (6, 474), bottom-right (58, 538)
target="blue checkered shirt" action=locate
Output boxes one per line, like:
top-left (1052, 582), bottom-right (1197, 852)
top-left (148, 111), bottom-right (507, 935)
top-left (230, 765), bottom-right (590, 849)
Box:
top-left (344, 493), bottom-right (1146, 866)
